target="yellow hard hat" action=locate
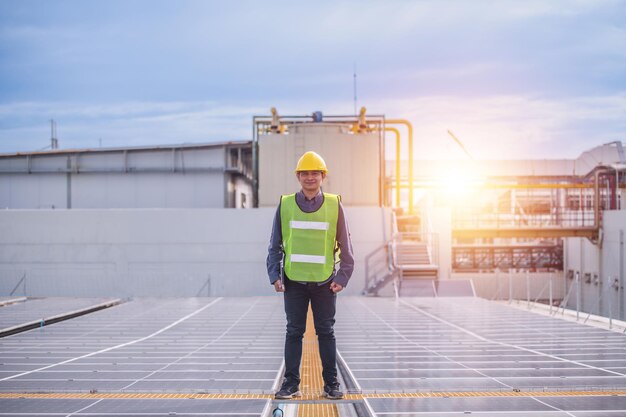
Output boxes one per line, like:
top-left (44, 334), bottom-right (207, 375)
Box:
top-left (295, 151), bottom-right (328, 173)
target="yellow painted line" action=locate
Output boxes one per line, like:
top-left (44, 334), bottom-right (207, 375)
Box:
top-left (403, 183), bottom-right (598, 189)
top-left (362, 390), bottom-right (626, 398)
top-left (0, 391), bottom-right (625, 400)
top-left (297, 403), bottom-right (338, 417)
top-left (298, 307), bottom-right (339, 417)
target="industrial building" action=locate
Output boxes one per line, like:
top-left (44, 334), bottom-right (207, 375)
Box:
top-left (0, 110), bottom-right (625, 416)
top-left (0, 141), bottom-right (253, 209)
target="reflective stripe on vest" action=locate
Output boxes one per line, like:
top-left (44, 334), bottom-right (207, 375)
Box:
top-left (290, 220), bottom-right (329, 231)
top-left (280, 193), bottom-right (339, 282)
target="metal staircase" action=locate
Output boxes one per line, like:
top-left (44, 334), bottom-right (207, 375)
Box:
top-left (363, 211), bottom-right (439, 296)
top-left (393, 237), bottom-right (439, 296)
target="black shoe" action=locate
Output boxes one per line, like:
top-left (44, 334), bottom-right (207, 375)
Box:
top-left (275, 385), bottom-right (302, 399)
top-left (323, 387), bottom-right (344, 400)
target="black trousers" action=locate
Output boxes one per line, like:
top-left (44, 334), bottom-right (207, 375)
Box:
top-left (282, 278), bottom-right (338, 389)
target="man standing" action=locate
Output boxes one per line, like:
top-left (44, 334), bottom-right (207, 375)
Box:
top-left (267, 151), bottom-right (354, 400)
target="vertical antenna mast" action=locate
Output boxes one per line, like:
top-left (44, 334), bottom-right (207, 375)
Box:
top-left (50, 119), bottom-right (58, 149)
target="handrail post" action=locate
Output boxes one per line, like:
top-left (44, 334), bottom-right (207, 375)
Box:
top-left (576, 271), bottom-right (581, 321)
top-left (526, 270), bottom-right (531, 309)
top-left (364, 250), bottom-right (370, 291)
top-left (608, 275), bottom-right (613, 329)
top-left (617, 229), bottom-right (626, 320)
top-left (495, 268), bottom-right (500, 300)
top-left (9, 272), bottom-right (26, 297)
top-left (557, 274), bottom-right (576, 317)
top-left (549, 273), bottom-right (553, 315)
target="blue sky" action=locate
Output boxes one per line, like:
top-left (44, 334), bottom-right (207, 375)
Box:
top-left (0, 0), bottom-right (625, 159)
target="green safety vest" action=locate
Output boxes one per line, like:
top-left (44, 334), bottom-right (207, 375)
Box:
top-left (280, 193), bottom-right (340, 282)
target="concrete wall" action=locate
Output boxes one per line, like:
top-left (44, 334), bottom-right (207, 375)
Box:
top-left (0, 207), bottom-right (387, 297)
top-left (0, 174), bottom-right (67, 209)
top-left (564, 210), bottom-right (626, 320)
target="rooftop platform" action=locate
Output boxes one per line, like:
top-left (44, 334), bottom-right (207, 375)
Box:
top-left (0, 296), bottom-right (625, 416)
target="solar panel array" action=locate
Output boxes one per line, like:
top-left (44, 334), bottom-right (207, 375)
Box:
top-left (336, 297), bottom-right (626, 415)
top-left (0, 297), bottom-right (284, 416)
top-left (0, 295), bottom-right (625, 416)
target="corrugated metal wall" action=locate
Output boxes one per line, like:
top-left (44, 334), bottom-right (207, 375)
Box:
top-left (0, 145), bottom-right (253, 209)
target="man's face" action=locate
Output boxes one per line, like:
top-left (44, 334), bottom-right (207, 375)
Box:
top-left (297, 170), bottom-right (325, 193)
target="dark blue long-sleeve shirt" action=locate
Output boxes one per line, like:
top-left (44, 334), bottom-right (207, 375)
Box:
top-left (266, 190), bottom-right (354, 288)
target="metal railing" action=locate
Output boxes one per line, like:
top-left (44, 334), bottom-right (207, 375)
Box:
top-left (493, 270), bottom-right (625, 330)
top-left (453, 243), bottom-right (563, 272)
top-left (364, 209), bottom-right (440, 295)
top-left (9, 272), bottom-right (26, 296)
top-left (363, 233), bottom-right (440, 295)
top-left (452, 209), bottom-right (598, 230)
top-left (450, 182), bottom-right (618, 232)
top-left (363, 242), bottom-right (395, 295)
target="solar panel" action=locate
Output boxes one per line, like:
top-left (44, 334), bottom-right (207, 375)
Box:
top-left (1, 296), bottom-right (625, 415)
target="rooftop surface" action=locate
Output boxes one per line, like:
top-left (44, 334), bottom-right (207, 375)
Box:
top-left (1, 296), bottom-right (625, 416)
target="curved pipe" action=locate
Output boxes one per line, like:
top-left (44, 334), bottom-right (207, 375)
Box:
top-left (384, 127), bottom-right (402, 207)
top-left (386, 119), bottom-right (414, 213)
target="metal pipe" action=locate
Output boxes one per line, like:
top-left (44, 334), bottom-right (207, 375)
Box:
top-left (557, 275), bottom-right (575, 316)
top-left (617, 229), bottom-right (626, 320)
top-left (549, 273), bottom-right (553, 315)
top-left (600, 275), bottom-right (613, 330)
top-left (526, 270), bottom-right (530, 309)
top-left (9, 273), bottom-right (26, 296)
top-left (593, 167), bottom-right (614, 231)
top-left (617, 169), bottom-right (620, 210)
top-left (576, 270), bottom-right (581, 321)
top-left (607, 174), bottom-right (612, 209)
top-left (66, 157), bottom-right (71, 209)
top-left (386, 119), bottom-right (414, 213)
top-left (531, 279), bottom-right (550, 310)
top-left (379, 124), bottom-right (385, 207)
top-left (384, 127), bottom-right (402, 207)
top-left (493, 268), bottom-right (500, 300)
top-left (252, 116), bottom-right (258, 207)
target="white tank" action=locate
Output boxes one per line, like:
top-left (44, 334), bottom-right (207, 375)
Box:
top-left (258, 123), bottom-right (381, 207)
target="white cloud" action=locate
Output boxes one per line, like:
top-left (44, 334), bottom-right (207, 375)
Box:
top-left (1, 94), bottom-right (624, 158)
top-left (371, 94), bottom-right (626, 160)
top-left (0, 1), bottom-right (624, 157)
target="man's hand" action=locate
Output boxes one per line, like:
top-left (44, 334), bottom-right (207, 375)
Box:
top-left (330, 282), bottom-right (343, 293)
top-left (274, 280), bottom-right (285, 292)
